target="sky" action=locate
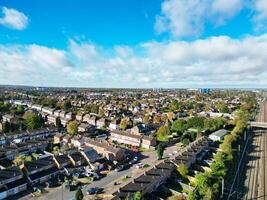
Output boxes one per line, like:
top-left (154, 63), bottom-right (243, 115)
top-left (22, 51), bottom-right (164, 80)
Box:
top-left (1, 0), bottom-right (267, 88)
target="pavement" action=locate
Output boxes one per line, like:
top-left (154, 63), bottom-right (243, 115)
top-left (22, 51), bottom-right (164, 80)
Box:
top-left (29, 144), bottom-right (178, 200)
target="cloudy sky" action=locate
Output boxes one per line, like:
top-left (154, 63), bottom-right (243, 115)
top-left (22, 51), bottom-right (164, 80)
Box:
top-left (1, 0), bottom-right (267, 88)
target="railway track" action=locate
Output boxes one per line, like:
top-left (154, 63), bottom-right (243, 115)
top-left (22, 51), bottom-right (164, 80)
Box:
top-left (240, 102), bottom-right (267, 200)
top-left (244, 130), bottom-right (261, 200)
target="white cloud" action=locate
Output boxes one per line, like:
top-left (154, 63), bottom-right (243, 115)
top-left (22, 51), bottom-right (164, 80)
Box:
top-left (1, 34), bottom-right (267, 88)
top-left (0, 7), bottom-right (28, 30)
top-left (155, 0), bottom-right (243, 38)
top-left (252, 0), bottom-right (267, 31)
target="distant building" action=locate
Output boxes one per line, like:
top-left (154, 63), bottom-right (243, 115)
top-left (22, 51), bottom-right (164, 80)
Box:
top-left (199, 88), bottom-right (210, 94)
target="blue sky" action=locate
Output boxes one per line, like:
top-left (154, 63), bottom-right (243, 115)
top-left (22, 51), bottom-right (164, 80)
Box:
top-left (1, 0), bottom-right (267, 88)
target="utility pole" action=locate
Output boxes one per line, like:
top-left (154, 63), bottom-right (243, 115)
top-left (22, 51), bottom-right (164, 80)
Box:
top-left (221, 178), bottom-right (224, 199)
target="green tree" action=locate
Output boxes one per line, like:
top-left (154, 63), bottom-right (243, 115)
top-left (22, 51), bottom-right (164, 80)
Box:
top-left (177, 164), bottom-right (188, 179)
top-left (2, 121), bottom-right (10, 132)
top-left (63, 100), bottom-right (72, 111)
top-left (181, 138), bottom-right (190, 146)
top-left (56, 117), bottom-right (62, 129)
top-left (187, 116), bottom-right (206, 131)
top-left (67, 121), bottom-right (78, 135)
top-left (134, 191), bottom-right (142, 200)
top-left (172, 119), bottom-right (187, 135)
top-left (23, 112), bottom-right (43, 130)
top-left (156, 125), bottom-right (171, 142)
top-left (75, 187), bottom-right (84, 200)
top-left (157, 143), bottom-right (164, 160)
top-left (169, 100), bottom-right (181, 111)
top-left (217, 102), bottom-right (229, 113)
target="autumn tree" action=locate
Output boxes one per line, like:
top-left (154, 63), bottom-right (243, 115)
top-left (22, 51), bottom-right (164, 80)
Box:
top-left (120, 119), bottom-right (128, 130)
top-left (67, 121), bottom-right (78, 135)
top-left (156, 125), bottom-right (171, 142)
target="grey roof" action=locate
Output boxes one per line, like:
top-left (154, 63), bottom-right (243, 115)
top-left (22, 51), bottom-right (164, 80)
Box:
top-left (210, 129), bottom-right (228, 138)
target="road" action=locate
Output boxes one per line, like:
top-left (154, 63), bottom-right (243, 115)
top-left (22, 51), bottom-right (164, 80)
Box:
top-left (34, 144), bottom-right (177, 200)
top-left (234, 101), bottom-right (267, 200)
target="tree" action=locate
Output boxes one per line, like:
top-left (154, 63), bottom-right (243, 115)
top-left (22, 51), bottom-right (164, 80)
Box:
top-left (167, 112), bottom-right (175, 121)
top-left (172, 119), bottom-right (187, 135)
top-left (13, 155), bottom-right (32, 166)
top-left (177, 164), bottom-right (188, 179)
top-left (67, 121), bottom-right (78, 135)
top-left (120, 119), bottom-right (128, 130)
top-left (134, 191), bottom-right (142, 200)
top-left (181, 138), bottom-right (190, 146)
top-left (217, 102), bottom-right (229, 113)
top-left (2, 121), bottom-right (10, 132)
top-left (187, 116), bottom-right (206, 132)
top-left (169, 100), bottom-right (181, 111)
top-left (62, 100), bottom-right (72, 111)
top-left (143, 115), bottom-right (150, 124)
top-left (157, 143), bottom-right (164, 160)
top-left (75, 187), bottom-right (84, 200)
top-left (153, 115), bottom-right (160, 124)
top-left (23, 112), bottom-right (43, 130)
top-left (56, 117), bottom-right (62, 129)
top-left (156, 125), bottom-right (171, 142)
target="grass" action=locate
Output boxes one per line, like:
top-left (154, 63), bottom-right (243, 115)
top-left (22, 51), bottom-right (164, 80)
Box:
top-left (143, 164), bottom-right (150, 168)
top-left (122, 175), bottom-right (131, 182)
top-left (77, 177), bottom-right (92, 184)
top-left (138, 147), bottom-right (153, 152)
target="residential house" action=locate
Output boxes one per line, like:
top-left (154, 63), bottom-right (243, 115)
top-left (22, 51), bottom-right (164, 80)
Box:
top-left (54, 133), bottom-right (64, 145)
top-left (2, 114), bottom-right (16, 123)
top-left (96, 118), bottom-right (106, 128)
top-left (47, 115), bottom-right (57, 125)
top-left (0, 166), bottom-right (27, 200)
top-left (53, 110), bottom-right (61, 117)
top-left (78, 123), bottom-right (95, 133)
top-left (42, 107), bottom-right (55, 115)
top-left (53, 154), bottom-right (72, 170)
top-left (60, 118), bottom-right (70, 127)
top-left (80, 147), bottom-right (103, 171)
top-left (31, 104), bottom-right (43, 111)
top-left (84, 138), bottom-right (125, 161)
top-left (110, 130), bottom-right (141, 147)
top-left (76, 113), bottom-right (84, 121)
top-left (65, 112), bottom-right (73, 120)
top-left (68, 152), bottom-right (87, 167)
top-left (23, 156), bottom-right (60, 185)
top-left (141, 136), bottom-right (156, 149)
top-left (109, 119), bottom-right (120, 130)
top-left (71, 136), bottom-right (85, 148)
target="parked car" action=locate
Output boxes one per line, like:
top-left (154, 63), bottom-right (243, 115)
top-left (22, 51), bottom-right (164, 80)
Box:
top-left (129, 156), bottom-right (138, 165)
top-left (136, 163), bottom-right (144, 169)
top-left (115, 165), bottom-right (125, 172)
top-left (87, 187), bottom-right (104, 195)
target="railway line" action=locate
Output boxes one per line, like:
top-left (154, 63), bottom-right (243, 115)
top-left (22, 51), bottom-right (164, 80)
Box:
top-left (240, 101), bottom-right (267, 200)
